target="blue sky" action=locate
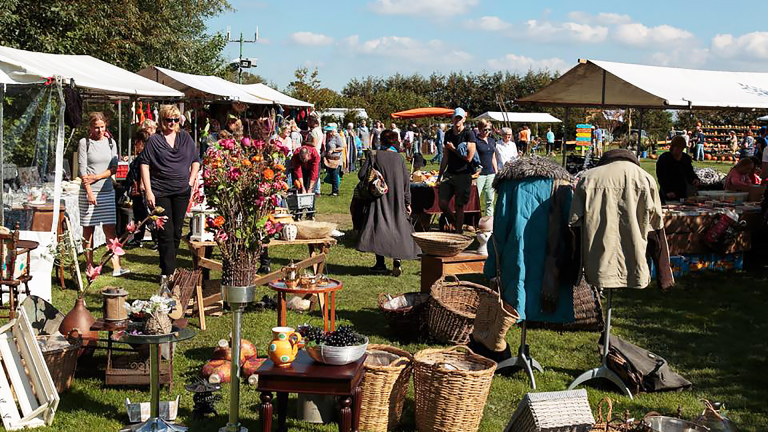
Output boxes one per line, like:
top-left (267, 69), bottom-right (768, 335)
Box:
top-left (206, 0), bottom-right (768, 92)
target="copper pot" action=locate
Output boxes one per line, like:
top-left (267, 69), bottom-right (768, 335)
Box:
top-left (59, 297), bottom-right (98, 357)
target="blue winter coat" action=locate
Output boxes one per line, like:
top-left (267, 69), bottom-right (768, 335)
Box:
top-left (484, 157), bottom-right (576, 323)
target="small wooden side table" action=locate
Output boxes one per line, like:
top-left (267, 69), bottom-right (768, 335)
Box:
top-left (256, 350), bottom-right (366, 432)
top-left (420, 251), bottom-right (487, 293)
top-left (268, 279), bottom-right (342, 332)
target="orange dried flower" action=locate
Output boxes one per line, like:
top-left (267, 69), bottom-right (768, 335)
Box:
top-left (242, 159), bottom-right (252, 167)
top-left (263, 169), bottom-right (274, 180)
top-left (213, 215), bottom-right (225, 227)
top-left (274, 164), bottom-right (285, 172)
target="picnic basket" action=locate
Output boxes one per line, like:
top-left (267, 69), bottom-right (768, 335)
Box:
top-left (377, 292), bottom-right (429, 340)
top-left (427, 275), bottom-right (493, 344)
top-left (358, 345), bottom-right (412, 432)
top-left (504, 389), bottom-right (595, 432)
top-left (411, 232), bottom-right (473, 257)
top-left (413, 345), bottom-right (496, 432)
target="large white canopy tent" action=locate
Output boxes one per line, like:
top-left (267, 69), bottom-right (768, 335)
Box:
top-left (137, 66), bottom-right (272, 105)
top-left (241, 83), bottom-right (313, 108)
top-left (0, 46), bottom-right (184, 301)
top-left (473, 111), bottom-right (561, 123)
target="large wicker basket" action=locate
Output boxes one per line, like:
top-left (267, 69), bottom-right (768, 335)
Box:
top-left (359, 345), bottom-right (413, 432)
top-left (428, 275), bottom-right (494, 344)
top-left (413, 346), bottom-right (496, 432)
top-left (412, 232), bottom-right (473, 257)
top-left (41, 338), bottom-right (81, 393)
top-left (527, 279), bottom-right (604, 332)
top-left (377, 292), bottom-right (430, 341)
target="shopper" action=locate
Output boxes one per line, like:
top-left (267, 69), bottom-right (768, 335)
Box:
top-left (357, 120), bottom-right (370, 149)
top-left (518, 125), bottom-right (530, 155)
top-left (495, 127), bottom-right (518, 170)
top-left (357, 130), bottom-right (420, 275)
top-left (756, 127), bottom-right (767, 164)
top-left (741, 129), bottom-right (756, 159)
top-left (693, 126), bottom-right (706, 161)
top-left (125, 129), bottom-right (156, 250)
top-left (438, 107), bottom-right (476, 233)
top-left (728, 130), bottom-right (739, 154)
top-left (323, 124), bottom-right (343, 196)
top-left (546, 127), bottom-right (556, 156)
top-left (474, 119), bottom-right (498, 217)
top-left (656, 135), bottom-right (700, 203)
top-left (140, 105), bottom-right (200, 278)
top-left (432, 123), bottom-right (445, 165)
top-left (78, 112), bottom-right (129, 276)
top-left (724, 157), bottom-right (758, 192)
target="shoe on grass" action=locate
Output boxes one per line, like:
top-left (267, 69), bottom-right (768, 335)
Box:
top-left (392, 262), bottom-right (402, 277)
top-left (112, 268), bottom-right (131, 277)
top-left (370, 265), bottom-right (388, 275)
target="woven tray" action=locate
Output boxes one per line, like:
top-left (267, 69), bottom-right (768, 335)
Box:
top-left (412, 232), bottom-right (473, 257)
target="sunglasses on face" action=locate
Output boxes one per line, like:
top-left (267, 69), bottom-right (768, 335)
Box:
top-left (483, 128), bottom-right (492, 132)
top-left (164, 117), bottom-right (180, 123)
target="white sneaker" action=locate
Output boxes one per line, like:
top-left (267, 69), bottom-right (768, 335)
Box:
top-left (331, 229), bottom-right (344, 237)
top-left (112, 268), bottom-right (131, 277)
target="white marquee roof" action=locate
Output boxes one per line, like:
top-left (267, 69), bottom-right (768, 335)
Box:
top-left (473, 111), bottom-right (561, 123)
top-left (0, 46), bottom-right (183, 97)
top-left (517, 59), bottom-right (768, 110)
top-left (138, 66), bottom-right (271, 104)
top-left (241, 83), bottom-right (313, 107)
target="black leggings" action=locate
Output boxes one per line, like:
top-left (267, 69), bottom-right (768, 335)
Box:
top-left (155, 190), bottom-right (190, 276)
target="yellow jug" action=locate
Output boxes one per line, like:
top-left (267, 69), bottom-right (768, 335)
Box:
top-left (268, 326), bottom-right (303, 368)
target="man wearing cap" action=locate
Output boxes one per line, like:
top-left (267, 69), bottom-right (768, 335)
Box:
top-left (656, 135), bottom-right (700, 203)
top-left (438, 107), bottom-right (476, 233)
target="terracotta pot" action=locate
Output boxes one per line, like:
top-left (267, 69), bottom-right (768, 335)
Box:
top-left (59, 297), bottom-right (98, 357)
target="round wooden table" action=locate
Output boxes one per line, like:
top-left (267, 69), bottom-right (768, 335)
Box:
top-left (268, 278), bottom-right (343, 332)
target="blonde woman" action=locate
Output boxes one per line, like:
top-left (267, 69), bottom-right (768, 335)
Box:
top-left (79, 112), bottom-right (129, 276)
top-left (140, 105), bottom-right (200, 277)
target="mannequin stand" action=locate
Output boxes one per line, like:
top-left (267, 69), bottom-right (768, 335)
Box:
top-left (496, 322), bottom-right (542, 389)
top-left (567, 290), bottom-right (633, 399)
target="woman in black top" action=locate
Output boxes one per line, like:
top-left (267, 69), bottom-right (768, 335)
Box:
top-left (140, 105), bottom-right (200, 277)
top-left (474, 119), bottom-right (498, 217)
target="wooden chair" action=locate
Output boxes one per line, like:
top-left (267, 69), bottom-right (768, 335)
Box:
top-left (0, 224), bottom-right (32, 321)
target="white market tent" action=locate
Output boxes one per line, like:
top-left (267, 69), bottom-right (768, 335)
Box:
top-left (474, 111), bottom-right (561, 123)
top-left (0, 46), bottom-right (185, 302)
top-left (138, 66), bottom-right (271, 105)
top-left (517, 59), bottom-right (768, 110)
top-left (241, 83), bottom-right (313, 107)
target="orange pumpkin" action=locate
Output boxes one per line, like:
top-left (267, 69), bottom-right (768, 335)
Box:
top-left (705, 154), bottom-right (712, 161)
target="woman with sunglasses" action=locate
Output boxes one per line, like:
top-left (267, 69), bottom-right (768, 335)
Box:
top-left (474, 119), bottom-right (498, 217)
top-left (140, 105), bottom-right (200, 279)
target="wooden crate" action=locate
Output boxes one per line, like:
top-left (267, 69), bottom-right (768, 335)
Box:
top-left (0, 308), bottom-right (59, 430)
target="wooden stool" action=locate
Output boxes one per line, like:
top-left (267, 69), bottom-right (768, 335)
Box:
top-left (420, 251), bottom-right (487, 293)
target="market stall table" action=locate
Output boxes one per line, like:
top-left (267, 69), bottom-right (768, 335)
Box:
top-left (420, 251), bottom-right (487, 293)
top-left (256, 350), bottom-right (365, 432)
top-left (663, 203), bottom-right (761, 255)
top-left (410, 183), bottom-right (481, 231)
top-left (268, 278), bottom-right (342, 332)
top-left (118, 327), bottom-right (195, 432)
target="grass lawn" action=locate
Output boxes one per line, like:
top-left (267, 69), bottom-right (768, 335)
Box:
top-left (38, 153), bottom-right (767, 431)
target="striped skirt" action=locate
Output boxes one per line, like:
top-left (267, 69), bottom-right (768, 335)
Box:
top-left (79, 187), bottom-right (116, 226)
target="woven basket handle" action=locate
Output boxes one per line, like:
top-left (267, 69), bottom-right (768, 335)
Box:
top-left (597, 397), bottom-right (613, 423)
top-left (446, 345), bottom-right (474, 355)
top-left (442, 274), bottom-right (461, 284)
top-left (701, 399), bottom-right (724, 420)
top-left (390, 357), bottom-right (411, 368)
top-left (377, 292), bottom-right (392, 306)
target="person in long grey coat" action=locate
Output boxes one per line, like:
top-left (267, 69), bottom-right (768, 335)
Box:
top-left (357, 130), bottom-right (421, 276)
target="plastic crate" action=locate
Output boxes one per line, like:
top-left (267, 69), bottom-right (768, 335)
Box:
top-left (286, 192), bottom-right (315, 210)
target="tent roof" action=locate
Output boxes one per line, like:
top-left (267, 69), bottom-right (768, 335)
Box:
top-left (391, 107), bottom-right (453, 119)
top-left (137, 66), bottom-right (271, 104)
top-left (517, 59), bottom-right (768, 110)
top-left (241, 83), bottom-right (313, 107)
top-left (0, 46), bottom-right (183, 97)
top-left (473, 111), bottom-right (561, 123)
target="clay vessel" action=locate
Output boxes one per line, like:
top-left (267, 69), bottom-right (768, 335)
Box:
top-left (267, 326), bottom-right (303, 368)
top-left (59, 297), bottom-right (98, 357)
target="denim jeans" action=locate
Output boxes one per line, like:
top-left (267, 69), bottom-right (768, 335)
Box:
top-left (695, 144), bottom-right (705, 161)
top-left (475, 174), bottom-right (496, 217)
top-left (326, 166), bottom-right (340, 194)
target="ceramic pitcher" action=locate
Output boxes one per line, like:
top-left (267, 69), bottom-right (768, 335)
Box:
top-left (268, 326), bottom-right (303, 367)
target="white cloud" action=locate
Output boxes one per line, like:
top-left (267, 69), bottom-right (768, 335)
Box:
top-left (290, 32), bottom-right (334, 46)
top-left (487, 53), bottom-right (569, 73)
top-left (465, 16), bottom-right (511, 31)
top-left (343, 35), bottom-right (472, 65)
top-left (521, 20), bottom-right (608, 43)
top-left (368, 0), bottom-right (479, 17)
top-left (651, 48), bottom-right (709, 68)
top-left (613, 23), bottom-right (694, 47)
top-left (711, 32), bottom-right (768, 60)
top-left (567, 11), bottom-right (632, 25)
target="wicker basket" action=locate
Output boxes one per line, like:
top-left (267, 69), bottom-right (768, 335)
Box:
top-left (359, 345), bottom-right (412, 432)
top-left (590, 397), bottom-right (612, 432)
top-left (528, 279), bottom-right (604, 332)
top-left (411, 232), bottom-right (473, 257)
top-left (294, 221), bottom-right (337, 239)
top-left (41, 338), bottom-right (81, 393)
top-left (504, 389), bottom-right (595, 432)
top-left (428, 275), bottom-right (494, 344)
top-left (413, 346), bottom-right (496, 432)
top-left (377, 292), bottom-right (430, 340)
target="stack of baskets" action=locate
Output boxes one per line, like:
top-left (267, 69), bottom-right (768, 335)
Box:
top-left (427, 275), bottom-right (494, 344)
top-left (358, 345), bottom-right (413, 432)
top-left (411, 232), bottom-right (474, 257)
top-left (413, 346), bottom-right (496, 432)
top-left (377, 292), bottom-right (430, 341)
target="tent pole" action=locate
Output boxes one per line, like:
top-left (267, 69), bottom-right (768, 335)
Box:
top-left (118, 100), bottom-right (122, 156)
top-left (0, 83), bottom-right (4, 227)
top-left (562, 107), bottom-right (569, 166)
top-left (638, 109), bottom-right (644, 157)
top-left (601, 70), bottom-right (606, 105)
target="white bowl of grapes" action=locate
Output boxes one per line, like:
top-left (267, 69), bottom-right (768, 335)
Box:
top-left (298, 324), bottom-right (369, 366)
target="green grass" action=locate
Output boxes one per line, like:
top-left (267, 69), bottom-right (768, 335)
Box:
top-left (37, 156), bottom-right (767, 431)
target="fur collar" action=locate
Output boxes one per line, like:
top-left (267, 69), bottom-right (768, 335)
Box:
top-left (597, 149), bottom-right (639, 167)
top-left (493, 156), bottom-right (574, 189)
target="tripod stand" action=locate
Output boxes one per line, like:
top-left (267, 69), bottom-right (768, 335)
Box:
top-left (496, 322), bottom-right (543, 389)
top-left (567, 289), bottom-right (633, 399)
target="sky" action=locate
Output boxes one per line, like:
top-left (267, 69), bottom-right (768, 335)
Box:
top-left (206, 0), bottom-right (768, 92)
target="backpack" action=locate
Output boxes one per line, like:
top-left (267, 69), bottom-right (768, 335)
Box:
top-left (600, 335), bottom-right (692, 393)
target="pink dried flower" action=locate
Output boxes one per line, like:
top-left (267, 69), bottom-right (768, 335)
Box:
top-left (154, 215), bottom-right (167, 230)
top-left (241, 137), bottom-right (251, 148)
top-left (86, 264), bottom-right (102, 281)
top-left (228, 167), bottom-right (242, 181)
top-left (126, 221), bottom-right (137, 233)
top-left (215, 230), bottom-right (228, 242)
top-left (221, 139), bottom-right (235, 151)
top-left (107, 238), bottom-right (125, 256)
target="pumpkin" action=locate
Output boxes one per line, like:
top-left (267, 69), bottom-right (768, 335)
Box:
top-left (212, 340), bottom-right (231, 361)
top-left (705, 154), bottom-right (712, 161)
top-left (240, 339), bottom-right (258, 365)
top-left (201, 359), bottom-right (230, 383)
top-left (213, 339), bottom-right (258, 365)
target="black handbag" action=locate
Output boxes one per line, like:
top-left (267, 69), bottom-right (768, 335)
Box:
top-left (354, 150), bottom-right (388, 201)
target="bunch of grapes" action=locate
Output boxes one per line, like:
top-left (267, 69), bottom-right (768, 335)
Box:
top-left (324, 325), bottom-right (365, 347)
top-left (297, 324), bottom-right (326, 344)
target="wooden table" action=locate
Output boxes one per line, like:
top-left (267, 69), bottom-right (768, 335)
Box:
top-left (183, 237), bottom-right (337, 331)
top-left (268, 279), bottom-right (342, 332)
top-left (420, 251), bottom-right (487, 293)
top-left (256, 350), bottom-right (366, 432)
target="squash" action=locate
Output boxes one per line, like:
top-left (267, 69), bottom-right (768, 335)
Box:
top-left (213, 338), bottom-right (258, 365)
top-left (240, 339), bottom-right (258, 365)
top-left (212, 340), bottom-right (231, 361)
top-left (201, 359), bottom-right (230, 383)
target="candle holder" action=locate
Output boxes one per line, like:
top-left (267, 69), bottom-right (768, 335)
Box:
top-left (185, 379), bottom-right (222, 420)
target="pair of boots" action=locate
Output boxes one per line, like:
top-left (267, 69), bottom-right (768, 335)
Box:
top-left (371, 255), bottom-right (402, 277)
